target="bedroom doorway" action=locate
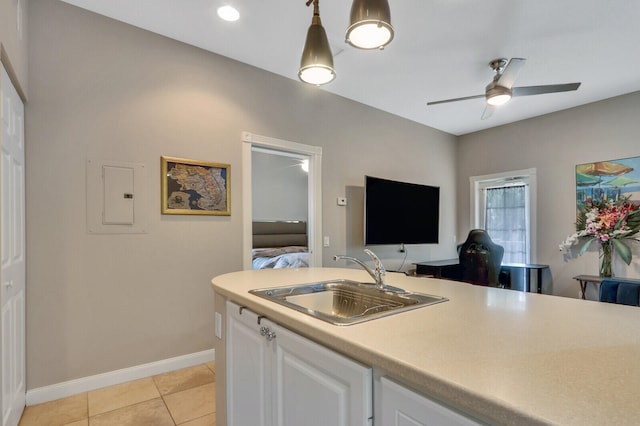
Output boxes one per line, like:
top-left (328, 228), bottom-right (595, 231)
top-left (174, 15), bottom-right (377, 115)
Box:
top-left (241, 132), bottom-right (322, 270)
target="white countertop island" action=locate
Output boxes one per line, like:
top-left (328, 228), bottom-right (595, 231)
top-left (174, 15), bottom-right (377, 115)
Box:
top-left (212, 267), bottom-right (640, 425)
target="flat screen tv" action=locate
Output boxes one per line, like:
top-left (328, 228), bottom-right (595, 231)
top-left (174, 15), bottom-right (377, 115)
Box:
top-left (364, 175), bottom-right (440, 245)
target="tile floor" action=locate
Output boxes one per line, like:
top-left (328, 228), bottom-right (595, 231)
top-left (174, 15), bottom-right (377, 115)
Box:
top-left (19, 362), bottom-right (216, 426)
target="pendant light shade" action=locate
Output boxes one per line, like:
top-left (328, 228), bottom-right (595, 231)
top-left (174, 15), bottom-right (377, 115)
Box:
top-left (299, 1), bottom-right (335, 86)
top-left (346, 0), bottom-right (394, 50)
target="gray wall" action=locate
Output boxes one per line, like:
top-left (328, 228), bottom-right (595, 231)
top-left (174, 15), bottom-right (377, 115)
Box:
top-left (29, 0), bottom-right (638, 392)
top-left (252, 151), bottom-right (308, 221)
top-left (26, 0), bottom-right (457, 389)
top-left (0, 0), bottom-right (28, 95)
top-left (457, 93), bottom-right (640, 298)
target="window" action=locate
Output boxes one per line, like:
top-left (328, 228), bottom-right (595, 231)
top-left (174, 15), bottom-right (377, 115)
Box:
top-left (485, 185), bottom-right (527, 263)
top-left (470, 169), bottom-right (536, 264)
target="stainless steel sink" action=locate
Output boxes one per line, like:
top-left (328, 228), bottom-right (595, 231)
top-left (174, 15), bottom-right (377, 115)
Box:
top-left (249, 279), bottom-right (448, 325)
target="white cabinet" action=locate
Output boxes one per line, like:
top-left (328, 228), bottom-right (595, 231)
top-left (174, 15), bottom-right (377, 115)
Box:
top-left (226, 301), bottom-right (372, 426)
top-left (380, 377), bottom-right (481, 426)
top-left (226, 302), bottom-right (273, 426)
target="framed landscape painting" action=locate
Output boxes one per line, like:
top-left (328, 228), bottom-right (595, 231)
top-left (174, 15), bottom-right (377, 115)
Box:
top-left (575, 155), bottom-right (640, 212)
top-left (161, 156), bottom-right (230, 215)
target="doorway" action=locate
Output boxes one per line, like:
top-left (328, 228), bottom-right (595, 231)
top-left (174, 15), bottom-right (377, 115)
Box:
top-left (241, 132), bottom-right (322, 270)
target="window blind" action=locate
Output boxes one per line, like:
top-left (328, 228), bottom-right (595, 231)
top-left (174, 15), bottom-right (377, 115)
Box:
top-left (485, 185), bottom-right (527, 264)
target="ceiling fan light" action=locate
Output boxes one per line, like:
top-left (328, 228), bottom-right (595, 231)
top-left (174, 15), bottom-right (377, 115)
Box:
top-left (486, 85), bottom-right (512, 106)
top-left (346, 0), bottom-right (394, 49)
top-left (299, 15), bottom-right (335, 86)
top-left (487, 94), bottom-right (511, 106)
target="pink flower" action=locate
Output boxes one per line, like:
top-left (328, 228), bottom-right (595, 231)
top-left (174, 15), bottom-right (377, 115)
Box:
top-left (560, 195), bottom-right (640, 265)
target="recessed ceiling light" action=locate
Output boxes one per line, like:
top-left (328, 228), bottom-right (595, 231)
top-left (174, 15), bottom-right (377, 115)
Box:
top-left (217, 5), bottom-right (240, 22)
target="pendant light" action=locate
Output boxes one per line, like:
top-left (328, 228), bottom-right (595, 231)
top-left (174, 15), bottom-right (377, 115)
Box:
top-left (298, 0), bottom-right (336, 86)
top-left (345, 0), bottom-right (394, 50)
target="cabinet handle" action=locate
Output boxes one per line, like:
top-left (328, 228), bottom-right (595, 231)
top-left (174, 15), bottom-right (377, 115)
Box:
top-left (260, 326), bottom-right (277, 341)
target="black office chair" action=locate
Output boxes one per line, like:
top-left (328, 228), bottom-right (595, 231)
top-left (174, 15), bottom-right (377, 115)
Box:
top-left (599, 278), bottom-right (640, 306)
top-left (442, 229), bottom-right (504, 287)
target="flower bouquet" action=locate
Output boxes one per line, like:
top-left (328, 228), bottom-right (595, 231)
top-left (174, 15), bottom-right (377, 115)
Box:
top-left (560, 196), bottom-right (640, 277)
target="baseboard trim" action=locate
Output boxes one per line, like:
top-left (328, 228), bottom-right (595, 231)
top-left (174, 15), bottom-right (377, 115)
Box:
top-left (26, 348), bottom-right (215, 406)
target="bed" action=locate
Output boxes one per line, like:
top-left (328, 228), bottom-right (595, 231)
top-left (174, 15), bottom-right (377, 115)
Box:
top-left (252, 221), bottom-right (309, 269)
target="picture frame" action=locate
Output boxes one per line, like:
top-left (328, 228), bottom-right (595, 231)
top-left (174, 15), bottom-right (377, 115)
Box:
top-left (575, 155), bottom-right (640, 213)
top-left (161, 156), bottom-right (230, 215)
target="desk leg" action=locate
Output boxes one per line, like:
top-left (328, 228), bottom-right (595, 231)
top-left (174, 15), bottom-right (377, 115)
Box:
top-left (578, 280), bottom-right (587, 300)
top-left (536, 269), bottom-right (543, 294)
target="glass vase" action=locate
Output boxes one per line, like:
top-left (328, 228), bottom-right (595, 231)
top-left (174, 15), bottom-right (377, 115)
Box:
top-left (599, 241), bottom-right (613, 278)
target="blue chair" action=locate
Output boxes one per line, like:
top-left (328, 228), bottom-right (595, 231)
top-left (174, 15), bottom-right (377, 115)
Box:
top-left (599, 278), bottom-right (640, 306)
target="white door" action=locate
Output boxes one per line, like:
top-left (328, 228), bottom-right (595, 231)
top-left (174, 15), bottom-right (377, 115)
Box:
top-left (380, 377), bottom-right (480, 426)
top-left (0, 66), bottom-right (26, 426)
top-left (273, 322), bottom-right (372, 426)
top-left (226, 301), bottom-right (273, 426)
top-left (226, 301), bottom-right (372, 426)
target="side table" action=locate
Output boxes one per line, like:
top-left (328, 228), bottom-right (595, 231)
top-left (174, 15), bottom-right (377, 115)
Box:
top-left (573, 275), bottom-right (603, 300)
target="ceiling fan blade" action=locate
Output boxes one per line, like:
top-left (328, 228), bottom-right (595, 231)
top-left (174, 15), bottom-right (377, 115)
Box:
top-left (427, 94), bottom-right (485, 106)
top-left (481, 105), bottom-right (495, 120)
top-left (496, 58), bottom-right (526, 89)
top-left (512, 82), bottom-right (581, 97)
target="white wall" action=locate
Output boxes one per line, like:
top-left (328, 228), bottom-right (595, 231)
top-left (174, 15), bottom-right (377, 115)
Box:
top-left (25, 0), bottom-right (457, 389)
top-left (457, 93), bottom-right (640, 298)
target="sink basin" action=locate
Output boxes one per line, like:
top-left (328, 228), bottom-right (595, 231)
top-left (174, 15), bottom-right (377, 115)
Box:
top-left (249, 279), bottom-right (448, 325)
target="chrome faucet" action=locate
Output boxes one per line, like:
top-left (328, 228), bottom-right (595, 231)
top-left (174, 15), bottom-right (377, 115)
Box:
top-left (334, 249), bottom-right (387, 290)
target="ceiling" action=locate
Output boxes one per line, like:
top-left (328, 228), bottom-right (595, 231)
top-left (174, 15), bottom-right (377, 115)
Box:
top-left (60, 0), bottom-right (640, 136)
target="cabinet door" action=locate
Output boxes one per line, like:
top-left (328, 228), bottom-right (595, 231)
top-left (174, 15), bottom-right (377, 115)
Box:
top-left (380, 377), bottom-right (480, 426)
top-left (226, 301), bottom-right (275, 426)
top-left (273, 324), bottom-right (372, 426)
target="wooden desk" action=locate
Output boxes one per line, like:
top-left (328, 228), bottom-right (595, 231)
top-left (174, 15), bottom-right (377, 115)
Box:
top-left (573, 274), bottom-right (603, 300)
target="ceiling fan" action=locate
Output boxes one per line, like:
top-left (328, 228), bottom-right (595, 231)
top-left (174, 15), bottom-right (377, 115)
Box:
top-left (427, 58), bottom-right (581, 119)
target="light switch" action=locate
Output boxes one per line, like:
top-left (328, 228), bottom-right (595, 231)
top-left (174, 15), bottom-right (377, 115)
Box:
top-left (103, 165), bottom-right (134, 225)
